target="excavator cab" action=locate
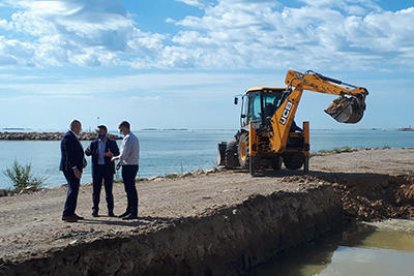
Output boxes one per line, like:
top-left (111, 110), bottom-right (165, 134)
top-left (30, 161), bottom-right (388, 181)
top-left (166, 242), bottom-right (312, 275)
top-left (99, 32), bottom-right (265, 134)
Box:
top-left (218, 87), bottom-right (297, 173)
top-left (239, 88), bottom-right (287, 127)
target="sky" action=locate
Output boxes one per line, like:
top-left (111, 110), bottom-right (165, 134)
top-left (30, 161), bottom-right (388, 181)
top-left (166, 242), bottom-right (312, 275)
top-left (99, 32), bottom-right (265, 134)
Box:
top-left (0, 0), bottom-right (413, 131)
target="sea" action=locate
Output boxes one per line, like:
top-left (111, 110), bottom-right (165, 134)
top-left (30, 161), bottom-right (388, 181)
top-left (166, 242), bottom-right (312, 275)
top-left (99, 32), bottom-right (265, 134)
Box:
top-left (0, 128), bottom-right (414, 189)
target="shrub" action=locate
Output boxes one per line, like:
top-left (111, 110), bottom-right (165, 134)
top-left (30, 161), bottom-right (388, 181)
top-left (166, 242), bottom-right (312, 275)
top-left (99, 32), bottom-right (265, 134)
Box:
top-left (3, 161), bottom-right (46, 192)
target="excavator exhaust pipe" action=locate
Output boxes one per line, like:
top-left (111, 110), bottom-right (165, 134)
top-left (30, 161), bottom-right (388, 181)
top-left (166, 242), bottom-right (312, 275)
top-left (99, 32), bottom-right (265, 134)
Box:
top-left (325, 95), bottom-right (367, 124)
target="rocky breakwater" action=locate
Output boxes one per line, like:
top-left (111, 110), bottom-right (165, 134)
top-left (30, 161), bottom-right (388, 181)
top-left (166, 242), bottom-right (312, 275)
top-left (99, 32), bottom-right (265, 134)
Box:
top-left (1, 184), bottom-right (341, 275)
top-left (0, 132), bottom-right (122, 141)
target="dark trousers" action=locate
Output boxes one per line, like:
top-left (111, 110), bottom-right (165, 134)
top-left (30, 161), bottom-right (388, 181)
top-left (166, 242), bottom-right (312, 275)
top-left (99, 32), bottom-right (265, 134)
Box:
top-left (121, 165), bottom-right (139, 216)
top-left (92, 165), bottom-right (114, 213)
top-left (62, 170), bottom-right (80, 217)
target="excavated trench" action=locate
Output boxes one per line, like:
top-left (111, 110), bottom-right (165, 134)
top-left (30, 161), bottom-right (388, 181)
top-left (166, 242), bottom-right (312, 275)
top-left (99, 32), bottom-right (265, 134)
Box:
top-left (2, 173), bottom-right (414, 276)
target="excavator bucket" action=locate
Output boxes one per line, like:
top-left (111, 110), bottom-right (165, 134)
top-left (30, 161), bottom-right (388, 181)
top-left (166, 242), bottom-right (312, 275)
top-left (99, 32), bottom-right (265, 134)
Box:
top-left (325, 95), bottom-right (366, 124)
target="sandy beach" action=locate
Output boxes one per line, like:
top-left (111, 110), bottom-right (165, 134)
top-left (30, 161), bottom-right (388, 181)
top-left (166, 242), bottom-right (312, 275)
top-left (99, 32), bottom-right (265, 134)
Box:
top-left (1, 148), bottom-right (413, 259)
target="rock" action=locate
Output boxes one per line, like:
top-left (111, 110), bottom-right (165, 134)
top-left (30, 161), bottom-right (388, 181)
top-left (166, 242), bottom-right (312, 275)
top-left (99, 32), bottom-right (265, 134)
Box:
top-left (192, 170), bottom-right (205, 176)
top-left (205, 168), bottom-right (218, 175)
top-left (20, 186), bottom-right (39, 194)
top-left (149, 176), bottom-right (163, 182)
top-left (0, 189), bottom-right (8, 197)
top-left (181, 172), bottom-right (193, 178)
top-left (0, 131), bottom-right (122, 141)
top-left (216, 166), bottom-right (226, 172)
top-left (165, 173), bottom-right (179, 179)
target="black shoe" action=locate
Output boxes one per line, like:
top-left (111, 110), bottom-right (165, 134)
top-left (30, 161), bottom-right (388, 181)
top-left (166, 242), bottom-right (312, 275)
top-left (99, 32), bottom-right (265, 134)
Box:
top-left (108, 212), bottom-right (116, 217)
top-left (118, 211), bottom-right (130, 218)
top-left (74, 214), bottom-right (84, 220)
top-left (62, 215), bottom-right (78, 223)
top-left (92, 211), bottom-right (99, 217)
top-left (122, 214), bottom-right (138, 220)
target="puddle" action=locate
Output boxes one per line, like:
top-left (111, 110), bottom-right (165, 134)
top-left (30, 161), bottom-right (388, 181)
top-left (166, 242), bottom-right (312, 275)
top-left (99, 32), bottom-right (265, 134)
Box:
top-left (253, 219), bottom-right (414, 276)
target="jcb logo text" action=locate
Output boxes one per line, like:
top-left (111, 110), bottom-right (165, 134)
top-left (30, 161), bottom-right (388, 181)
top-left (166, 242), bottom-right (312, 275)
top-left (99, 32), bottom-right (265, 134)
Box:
top-left (280, 101), bottom-right (293, 125)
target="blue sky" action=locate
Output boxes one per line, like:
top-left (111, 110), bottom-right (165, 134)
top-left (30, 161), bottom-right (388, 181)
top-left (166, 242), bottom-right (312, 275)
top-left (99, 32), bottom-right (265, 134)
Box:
top-left (0, 0), bottom-right (413, 130)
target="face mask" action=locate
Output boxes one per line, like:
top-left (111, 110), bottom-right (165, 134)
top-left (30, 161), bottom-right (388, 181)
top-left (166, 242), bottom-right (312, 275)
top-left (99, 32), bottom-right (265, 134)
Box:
top-left (98, 134), bottom-right (106, 139)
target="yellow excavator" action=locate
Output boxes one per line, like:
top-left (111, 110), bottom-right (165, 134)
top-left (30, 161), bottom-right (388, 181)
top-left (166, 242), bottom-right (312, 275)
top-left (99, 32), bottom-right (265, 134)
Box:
top-left (217, 70), bottom-right (369, 175)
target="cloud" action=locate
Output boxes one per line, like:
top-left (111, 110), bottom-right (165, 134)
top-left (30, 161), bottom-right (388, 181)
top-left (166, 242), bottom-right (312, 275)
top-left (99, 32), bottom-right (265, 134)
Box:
top-left (0, 0), bottom-right (165, 67)
top-left (0, 0), bottom-right (413, 71)
top-left (166, 0), bottom-right (414, 70)
top-left (175, 0), bottom-right (211, 9)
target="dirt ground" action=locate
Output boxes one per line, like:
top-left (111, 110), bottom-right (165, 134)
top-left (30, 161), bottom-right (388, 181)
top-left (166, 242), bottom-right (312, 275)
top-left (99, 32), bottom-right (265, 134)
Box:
top-left (1, 148), bottom-right (414, 262)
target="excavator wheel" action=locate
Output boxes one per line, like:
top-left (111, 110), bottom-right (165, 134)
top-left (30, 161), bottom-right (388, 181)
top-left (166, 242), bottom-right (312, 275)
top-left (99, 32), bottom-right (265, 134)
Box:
top-left (237, 132), bottom-right (250, 170)
top-left (325, 95), bottom-right (366, 124)
top-left (224, 139), bottom-right (240, 169)
top-left (249, 156), bottom-right (260, 176)
top-left (216, 142), bottom-right (227, 166)
top-left (270, 156), bottom-right (282, 171)
top-left (283, 153), bottom-right (304, 170)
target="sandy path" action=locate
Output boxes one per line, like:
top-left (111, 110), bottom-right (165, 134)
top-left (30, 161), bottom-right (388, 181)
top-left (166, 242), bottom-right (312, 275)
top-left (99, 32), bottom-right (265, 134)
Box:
top-left (1, 148), bottom-right (413, 261)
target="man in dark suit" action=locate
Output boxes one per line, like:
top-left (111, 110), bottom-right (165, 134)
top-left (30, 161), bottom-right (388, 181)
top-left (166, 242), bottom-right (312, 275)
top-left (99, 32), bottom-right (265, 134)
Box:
top-left (60, 120), bottom-right (86, 223)
top-left (85, 125), bottom-right (120, 217)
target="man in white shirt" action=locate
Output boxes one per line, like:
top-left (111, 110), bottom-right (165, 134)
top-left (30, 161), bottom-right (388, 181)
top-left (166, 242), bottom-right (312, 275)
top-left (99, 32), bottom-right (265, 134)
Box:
top-left (112, 121), bottom-right (140, 220)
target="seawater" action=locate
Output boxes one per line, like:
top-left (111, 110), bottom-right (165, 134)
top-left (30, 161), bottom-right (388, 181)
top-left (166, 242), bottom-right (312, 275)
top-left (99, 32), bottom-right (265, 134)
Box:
top-left (0, 129), bottom-right (414, 188)
top-left (253, 219), bottom-right (414, 276)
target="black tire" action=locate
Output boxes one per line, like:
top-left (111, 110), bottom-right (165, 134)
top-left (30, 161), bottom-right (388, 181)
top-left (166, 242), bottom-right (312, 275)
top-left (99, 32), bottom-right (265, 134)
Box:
top-left (225, 139), bottom-right (240, 169)
top-left (216, 142), bottom-right (227, 166)
top-left (238, 132), bottom-right (249, 170)
top-left (250, 156), bottom-right (259, 176)
top-left (270, 156), bottom-right (282, 171)
top-left (283, 153), bottom-right (305, 170)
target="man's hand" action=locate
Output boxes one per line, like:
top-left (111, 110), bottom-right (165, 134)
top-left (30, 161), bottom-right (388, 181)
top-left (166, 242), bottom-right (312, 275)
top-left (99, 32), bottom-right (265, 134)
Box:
top-left (73, 168), bottom-right (82, 179)
top-left (111, 156), bottom-right (118, 162)
top-left (116, 162), bottom-right (121, 171)
top-left (105, 149), bottom-right (113, 158)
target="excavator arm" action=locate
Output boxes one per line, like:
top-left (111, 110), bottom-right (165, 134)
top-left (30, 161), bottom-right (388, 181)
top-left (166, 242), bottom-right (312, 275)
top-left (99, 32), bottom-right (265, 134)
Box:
top-left (285, 70), bottom-right (368, 124)
top-left (285, 70), bottom-right (368, 97)
top-left (268, 70), bottom-right (368, 153)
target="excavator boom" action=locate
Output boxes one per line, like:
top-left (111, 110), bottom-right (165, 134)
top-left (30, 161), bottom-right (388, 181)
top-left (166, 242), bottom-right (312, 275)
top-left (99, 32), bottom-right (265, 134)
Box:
top-left (285, 70), bottom-right (368, 124)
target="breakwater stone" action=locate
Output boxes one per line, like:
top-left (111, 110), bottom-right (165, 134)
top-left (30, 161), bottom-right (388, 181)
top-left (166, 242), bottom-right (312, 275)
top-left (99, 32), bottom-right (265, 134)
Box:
top-left (0, 132), bottom-right (122, 141)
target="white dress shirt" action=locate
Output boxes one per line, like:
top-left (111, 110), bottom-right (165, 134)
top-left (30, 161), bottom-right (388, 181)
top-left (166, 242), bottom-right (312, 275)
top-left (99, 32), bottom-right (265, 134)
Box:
top-left (119, 132), bottom-right (139, 166)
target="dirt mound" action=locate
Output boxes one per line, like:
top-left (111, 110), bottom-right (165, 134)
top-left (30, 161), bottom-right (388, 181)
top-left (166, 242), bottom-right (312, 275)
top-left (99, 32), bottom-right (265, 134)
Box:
top-left (307, 173), bottom-right (414, 221)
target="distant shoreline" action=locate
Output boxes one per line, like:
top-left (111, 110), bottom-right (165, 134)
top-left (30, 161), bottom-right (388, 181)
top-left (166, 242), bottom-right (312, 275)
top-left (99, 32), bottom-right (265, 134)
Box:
top-left (0, 132), bottom-right (122, 141)
top-left (398, 128), bottom-right (414, 131)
